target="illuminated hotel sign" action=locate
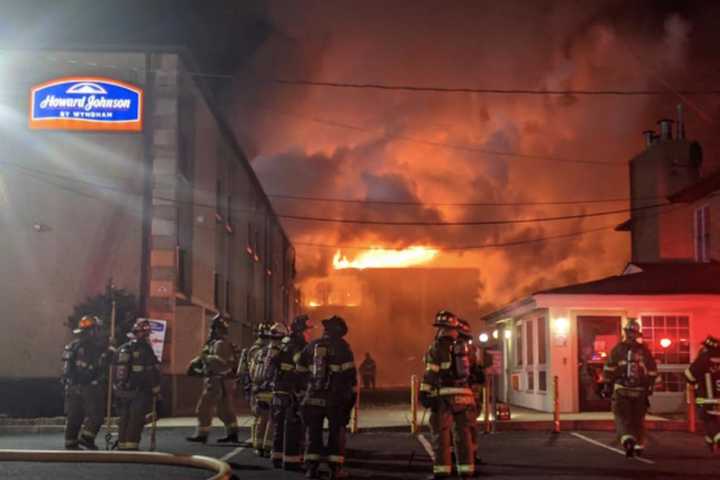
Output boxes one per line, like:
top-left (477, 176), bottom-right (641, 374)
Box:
top-left (29, 77), bottom-right (143, 131)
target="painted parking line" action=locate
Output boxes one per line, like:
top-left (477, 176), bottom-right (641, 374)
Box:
top-left (416, 433), bottom-right (435, 461)
top-left (571, 432), bottom-right (655, 465)
top-left (219, 438), bottom-right (251, 462)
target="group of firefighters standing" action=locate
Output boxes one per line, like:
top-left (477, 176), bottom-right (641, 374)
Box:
top-left (61, 308), bottom-right (720, 478)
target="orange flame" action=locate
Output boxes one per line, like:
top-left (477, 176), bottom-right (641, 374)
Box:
top-left (332, 246), bottom-right (439, 270)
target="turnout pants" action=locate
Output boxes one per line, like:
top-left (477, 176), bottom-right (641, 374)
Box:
top-left (302, 403), bottom-right (349, 469)
top-left (430, 396), bottom-right (476, 477)
top-left (64, 383), bottom-right (105, 448)
top-left (699, 405), bottom-right (720, 447)
top-left (117, 390), bottom-right (153, 450)
top-left (271, 394), bottom-right (304, 466)
top-left (612, 389), bottom-right (648, 448)
top-left (252, 392), bottom-right (273, 452)
top-left (194, 378), bottom-right (238, 436)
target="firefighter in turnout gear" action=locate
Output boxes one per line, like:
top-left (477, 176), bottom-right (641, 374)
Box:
top-left (62, 315), bottom-right (111, 450)
top-left (250, 322), bottom-right (286, 456)
top-left (296, 315), bottom-right (357, 480)
top-left (458, 319), bottom-right (485, 466)
top-left (420, 310), bottom-right (477, 479)
top-left (237, 322), bottom-right (268, 448)
top-left (685, 335), bottom-right (720, 452)
top-left (186, 313), bottom-right (240, 444)
top-left (269, 315), bottom-right (315, 470)
top-left (601, 318), bottom-right (658, 457)
top-left (114, 319), bottom-right (161, 451)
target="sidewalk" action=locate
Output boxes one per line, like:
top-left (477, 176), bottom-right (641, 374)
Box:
top-left (0, 404), bottom-right (689, 433)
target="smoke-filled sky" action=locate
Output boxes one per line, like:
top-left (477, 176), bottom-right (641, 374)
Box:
top-left (229, 0), bottom-right (720, 312)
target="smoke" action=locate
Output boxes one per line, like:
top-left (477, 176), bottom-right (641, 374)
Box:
top-left (230, 0), bottom-right (720, 320)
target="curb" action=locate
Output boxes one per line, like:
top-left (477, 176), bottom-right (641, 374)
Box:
top-left (0, 449), bottom-right (231, 480)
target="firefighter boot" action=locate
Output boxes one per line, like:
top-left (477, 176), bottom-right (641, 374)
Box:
top-left (78, 436), bottom-right (99, 451)
top-left (305, 462), bottom-right (320, 479)
top-left (186, 434), bottom-right (209, 444)
top-left (623, 438), bottom-right (636, 458)
top-left (216, 432), bottom-right (239, 444)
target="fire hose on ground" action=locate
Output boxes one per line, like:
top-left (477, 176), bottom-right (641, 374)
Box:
top-left (0, 450), bottom-right (232, 480)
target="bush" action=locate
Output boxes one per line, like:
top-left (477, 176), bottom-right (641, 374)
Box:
top-left (66, 280), bottom-right (139, 343)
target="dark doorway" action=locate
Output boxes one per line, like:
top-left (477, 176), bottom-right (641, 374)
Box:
top-left (577, 316), bottom-right (621, 411)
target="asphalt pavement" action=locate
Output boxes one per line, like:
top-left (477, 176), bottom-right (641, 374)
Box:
top-left (1, 426), bottom-right (719, 479)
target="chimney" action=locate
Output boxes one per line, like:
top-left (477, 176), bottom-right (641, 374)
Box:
top-left (676, 104), bottom-right (685, 140)
top-left (642, 130), bottom-right (656, 148)
top-left (657, 118), bottom-right (674, 142)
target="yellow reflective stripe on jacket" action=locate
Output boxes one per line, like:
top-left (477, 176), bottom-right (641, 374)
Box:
top-left (697, 398), bottom-right (720, 405)
top-left (425, 363), bottom-right (440, 373)
top-left (438, 387), bottom-right (473, 396)
top-left (280, 363), bottom-right (295, 371)
top-left (647, 370), bottom-right (658, 376)
top-left (296, 365), bottom-right (309, 373)
top-left (420, 383), bottom-right (434, 393)
top-left (341, 361), bottom-right (355, 371)
top-left (603, 365), bottom-right (617, 372)
top-left (440, 361), bottom-right (452, 370)
top-left (457, 464), bottom-right (474, 473)
top-left (327, 454), bottom-right (345, 464)
top-left (131, 365), bottom-right (145, 372)
top-left (685, 368), bottom-right (697, 383)
top-left (304, 397), bottom-right (326, 407)
top-left (433, 465), bottom-right (452, 474)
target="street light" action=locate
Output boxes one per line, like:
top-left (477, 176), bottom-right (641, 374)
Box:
top-left (479, 333), bottom-right (489, 343)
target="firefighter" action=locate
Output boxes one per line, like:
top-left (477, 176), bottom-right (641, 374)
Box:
top-left (684, 335), bottom-right (720, 452)
top-left (458, 319), bottom-right (485, 466)
top-left (269, 314), bottom-right (315, 470)
top-left (601, 318), bottom-right (658, 457)
top-left (237, 323), bottom-right (268, 448)
top-left (62, 315), bottom-right (111, 450)
top-left (114, 318), bottom-right (161, 451)
top-left (419, 310), bottom-right (476, 479)
top-left (296, 315), bottom-right (357, 480)
top-left (359, 353), bottom-right (377, 390)
top-left (250, 322), bottom-right (287, 457)
top-left (186, 313), bottom-right (240, 444)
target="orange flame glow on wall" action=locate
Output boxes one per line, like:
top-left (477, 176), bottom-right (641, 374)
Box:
top-left (332, 246), bottom-right (439, 270)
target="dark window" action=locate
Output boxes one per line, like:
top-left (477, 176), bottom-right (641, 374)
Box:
top-left (526, 319), bottom-right (534, 365)
top-left (640, 315), bottom-right (690, 364)
top-left (538, 371), bottom-right (547, 392)
top-left (213, 272), bottom-right (220, 308)
top-left (527, 371), bottom-right (534, 391)
top-left (538, 317), bottom-right (547, 365)
top-left (515, 322), bottom-right (523, 367)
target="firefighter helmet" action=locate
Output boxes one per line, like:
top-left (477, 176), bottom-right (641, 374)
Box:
top-left (703, 335), bottom-right (720, 351)
top-left (623, 318), bottom-right (642, 340)
top-left (433, 310), bottom-right (460, 329)
top-left (210, 313), bottom-right (230, 334)
top-left (291, 314), bottom-right (314, 334)
top-left (322, 315), bottom-right (348, 337)
top-left (73, 315), bottom-right (100, 335)
top-left (268, 322), bottom-right (289, 339)
top-left (458, 319), bottom-right (472, 339)
top-left (130, 318), bottom-right (152, 338)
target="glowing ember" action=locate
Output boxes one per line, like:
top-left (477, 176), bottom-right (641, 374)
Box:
top-left (333, 246), bottom-right (439, 270)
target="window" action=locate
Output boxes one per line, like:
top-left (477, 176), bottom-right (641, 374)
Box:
top-left (640, 315), bottom-right (690, 364)
top-left (526, 319), bottom-right (534, 366)
top-left (225, 279), bottom-right (231, 314)
top-left (527, 371), bottom-right (534, 391)
top-left (695, 205), bottom-right (710, 262)
top-left (515, 322), bottom-right (523, 367)
top-left (655, 371), bottom-right (686, 393)
top-left (538, 316), bottom-right (547, 365)
top-left (538, 371), bottom-right (547, 392)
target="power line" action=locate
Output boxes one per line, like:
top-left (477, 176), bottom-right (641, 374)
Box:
top-left (278, 203), bottom-right (667, 227)
top-left (253, 103), bottom-right (625, 167)
top-left (268, 192), bottom-right (647, 207)
top-left (0, 160), bottom-right (667, 227)
top-left (274, 79), bottom-right (720, 96)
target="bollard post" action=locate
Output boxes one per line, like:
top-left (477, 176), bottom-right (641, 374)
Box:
top-left (553, 375), bottom-right (560, 433)
top-left (410, 375), bottom-right (418, 434)
top-left (687, 383), bottom-right (696, 433)
top-left (483, 376), bottom-right (491, 433)
top-left (351, 386), bottom-right (360, 434)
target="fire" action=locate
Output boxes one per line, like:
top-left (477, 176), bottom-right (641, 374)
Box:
top-left (333, 246), bottom-right (439, 270)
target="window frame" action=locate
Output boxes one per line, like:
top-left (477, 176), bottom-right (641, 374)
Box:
top-left (638, 313), bottom-right (692, 368)
top-left (694, 204), bottom-right (710, 262)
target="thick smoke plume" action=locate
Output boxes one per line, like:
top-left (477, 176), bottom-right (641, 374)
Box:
top-left (229, 1), bottom-right (720, 378)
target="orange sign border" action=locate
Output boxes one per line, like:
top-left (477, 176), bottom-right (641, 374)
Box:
top-left (29, 76), bottom-right (144, 132)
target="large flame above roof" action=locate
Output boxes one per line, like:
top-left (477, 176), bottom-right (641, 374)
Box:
top-left (332, 246), bottom-right (439, 270)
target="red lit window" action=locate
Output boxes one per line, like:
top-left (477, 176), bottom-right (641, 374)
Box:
top-left (640, 315), bottom-right (690, 364)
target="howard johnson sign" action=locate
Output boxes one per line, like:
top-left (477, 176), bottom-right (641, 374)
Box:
top-left (29, 77), bottom-right (143, 131)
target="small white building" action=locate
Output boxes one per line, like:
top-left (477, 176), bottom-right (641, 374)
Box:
top-left (482, 114), bottom-right (720, 414)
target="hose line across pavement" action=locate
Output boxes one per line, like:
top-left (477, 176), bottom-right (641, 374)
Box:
top-left (0, 449), bottom-right (232, 480)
